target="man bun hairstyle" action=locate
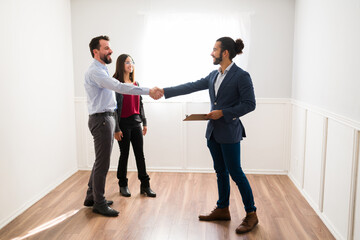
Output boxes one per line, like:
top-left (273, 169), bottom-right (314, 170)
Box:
top-left (89, 35), bottom-right (110, 58)
top-left (217, 37), bottom-right (244, 60)
top-left (235, 38), bottom-right (244, 55)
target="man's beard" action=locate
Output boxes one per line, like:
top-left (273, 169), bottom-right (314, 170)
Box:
top-left (213, 50), bottom-right (223, 65)
top-left (100, 53), bottom-right (112, 64)
top-left (213, 56), bottom-right (222, 65)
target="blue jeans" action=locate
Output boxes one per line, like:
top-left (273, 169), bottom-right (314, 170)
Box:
top-left (207, 137), bottom-right (256, 213)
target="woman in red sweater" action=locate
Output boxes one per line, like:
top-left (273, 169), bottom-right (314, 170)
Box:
top-left (113, 54), bottom-right (156, 198)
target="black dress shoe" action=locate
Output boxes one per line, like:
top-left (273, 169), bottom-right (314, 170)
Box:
top-left (140, 186), bottom-right (156, 197)
top-left (92, 203), bottom-right (119, 217)
top-left (120, 186), bottom-right (131, 197)
top-left (84, 199), bottom-right (113, 207)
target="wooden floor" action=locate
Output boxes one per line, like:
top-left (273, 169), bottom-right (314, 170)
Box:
top-left (0, 171), bottom-right (335, 240)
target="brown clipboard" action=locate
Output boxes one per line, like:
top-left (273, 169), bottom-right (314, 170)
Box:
top-left (183, 114), bottom-right (208, 121)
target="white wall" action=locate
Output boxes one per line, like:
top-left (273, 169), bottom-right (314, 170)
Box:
top-left (0, 0), bottom-right (77, 229)
top-left (71, 0), bottom-right (295, 98)
top-left (292, 0), bottom-right (360, 122)
top-left (291, 0), bottom-right (360, 239)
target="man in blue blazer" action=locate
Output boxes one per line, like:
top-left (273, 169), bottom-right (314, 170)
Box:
top-left (160, 37), bottom-right (258, 234)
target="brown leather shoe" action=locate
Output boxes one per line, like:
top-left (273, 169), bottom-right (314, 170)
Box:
top-left (198, 206), bottom-right (231, 221)
top-left (236, 211), bottom-right (258, 234)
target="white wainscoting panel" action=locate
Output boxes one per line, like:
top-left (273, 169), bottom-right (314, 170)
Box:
top-left (289, 105), bottom-right (307, 187)
top-left (141, 102), bottom-right (185, 170)
top-left (111, 102), bottom-right (186, 171)
top-left (75, 98), bottom-right (290, 174)
top-left (183, 102), bottom-right (213, 171)
top-left (241, 100), bottom-right (290, 173)
top-left (303, 111), bottom-right (325, 210)
top-left (322, 119), bottom-right (355, 240)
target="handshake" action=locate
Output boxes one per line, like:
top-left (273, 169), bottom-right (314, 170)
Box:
top-left (149, 87), bottom-right (164, 100)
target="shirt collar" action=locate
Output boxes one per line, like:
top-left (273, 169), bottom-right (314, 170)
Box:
top-left (93, 59), bottom-right (108, 71)
top-left (218, 61), bottom-right (235, 75)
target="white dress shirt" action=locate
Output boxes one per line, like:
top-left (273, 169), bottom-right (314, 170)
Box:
top-left (214, 62), bottom-right (234, 96)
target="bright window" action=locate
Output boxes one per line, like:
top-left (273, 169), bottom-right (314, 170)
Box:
top-left (142, 13), bottom-right (251, 102)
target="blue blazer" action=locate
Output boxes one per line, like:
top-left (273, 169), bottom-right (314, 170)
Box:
top-left (164, 63), bottom-right (256, 144)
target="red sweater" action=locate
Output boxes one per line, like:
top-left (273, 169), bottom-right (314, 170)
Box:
top-left (121, 83), bottom-right (140, 118)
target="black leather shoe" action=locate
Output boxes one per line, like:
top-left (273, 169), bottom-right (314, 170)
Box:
top-left (120, 186), bottom-right (131, 197)
top-left (140, 186), bottom-right (156, 197)
top-left (92, 203), bottom-right (119, 217)
top-left (84, 199), bottom-right (113, 207)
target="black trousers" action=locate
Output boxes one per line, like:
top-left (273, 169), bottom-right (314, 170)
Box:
top-left (117, 123), bottom-right (150, 187)
top-left (85, 115), bottom-right (115, 205)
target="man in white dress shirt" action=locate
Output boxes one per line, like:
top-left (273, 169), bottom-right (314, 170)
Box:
top-left (83, 35), bottom-right (162, 217)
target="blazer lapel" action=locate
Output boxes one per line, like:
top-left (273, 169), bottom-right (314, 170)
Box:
top-left (210, 72), bottom-right (218, 102)
top-left (215, 64), bottom-right (237, 99)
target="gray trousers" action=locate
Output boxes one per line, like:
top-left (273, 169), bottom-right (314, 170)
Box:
top-left (85, 114), bottom-right (115, 205)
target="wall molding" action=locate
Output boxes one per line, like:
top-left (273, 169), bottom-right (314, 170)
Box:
top-left (77, 167), bottom-right (288, 175)
top-left (292, 99), bottom-right (360, 130)
top-left (348, 130), bottom-right (359, 240)
top-left (301, 109), bottom-right (308, 189)
top-left (319, 117), bottom-right (328, 212)
top-left (74, 97), bottom-right (292, 104)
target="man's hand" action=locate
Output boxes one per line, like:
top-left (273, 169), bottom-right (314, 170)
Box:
top-left (114, 131), bottom-right (123, 141)
top-left (206, 110), bottom-right (223, 120)
top-left (149, 87), bottom-right (163, 100)
top-left (142, 126), bottom-right (147, 136)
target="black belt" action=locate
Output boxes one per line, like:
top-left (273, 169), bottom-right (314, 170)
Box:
top-left (90, 111), bottom-right (115, 117)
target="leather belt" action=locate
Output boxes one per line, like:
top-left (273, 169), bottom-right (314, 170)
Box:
top-left (90, 111), bottom-right (115, 117)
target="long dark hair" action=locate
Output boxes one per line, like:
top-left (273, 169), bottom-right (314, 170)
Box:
top-left (113, 54), bottom-right (135, 83)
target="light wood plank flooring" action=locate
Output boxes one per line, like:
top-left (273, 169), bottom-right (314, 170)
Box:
top-left (0, 171), bottom-right (335, 240)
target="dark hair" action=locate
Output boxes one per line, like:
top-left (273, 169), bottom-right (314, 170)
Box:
top-left (113, 54), bottom-right (135, 83)
top-left (89, 35), bottom-right (110, 58)
top-left (216, 37), bottom-right (244, 60)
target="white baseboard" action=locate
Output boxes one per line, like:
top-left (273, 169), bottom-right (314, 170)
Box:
top-left (244, 169), bottom-right (288, 175)
top-left (80, 167), bottom-right (287, 175)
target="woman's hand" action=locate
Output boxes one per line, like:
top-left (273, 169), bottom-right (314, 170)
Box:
top-left (114, 131), bottom-right (123, 141)
top-left (142, 126), bottom-right (148, 136)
